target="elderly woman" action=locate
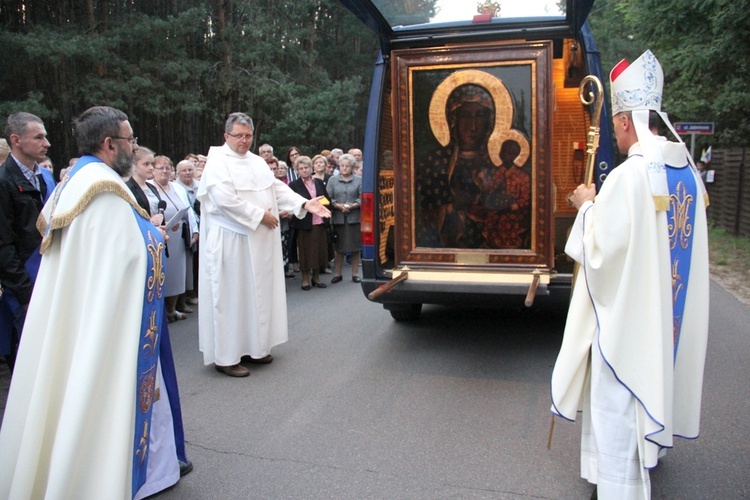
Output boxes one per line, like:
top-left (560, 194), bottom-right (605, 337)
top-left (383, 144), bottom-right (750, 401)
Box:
top-left (153, 155), bottom-right (199, 321)
top-left (195, 154), bottom-right (206, 181)
top-left (326, 153), bottom-right (363, 283)
top-left (288, 156), bottom-right (330, 290)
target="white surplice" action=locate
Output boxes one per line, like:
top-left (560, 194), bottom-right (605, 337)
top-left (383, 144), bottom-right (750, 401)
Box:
top-left (0, 161), bottom-right (179, 499)
top-left (197, 145), bottom-right (309, 366)
top-left (550, 140), bottom-right (709, 498)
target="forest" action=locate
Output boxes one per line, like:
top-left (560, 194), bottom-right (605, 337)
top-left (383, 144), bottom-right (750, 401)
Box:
top-left (2, 0), bottom-right (749, 170)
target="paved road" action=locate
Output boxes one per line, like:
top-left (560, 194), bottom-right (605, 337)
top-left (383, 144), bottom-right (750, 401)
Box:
top-left (1, 280), bottom-right (748, 498)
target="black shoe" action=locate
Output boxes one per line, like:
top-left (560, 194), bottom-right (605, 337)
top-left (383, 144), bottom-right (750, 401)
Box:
top-left (352, 276), bottom-right (361, 283)
top-left (179, 460), bottom-right (194, 477)
top-left (301, 284), bottom-right (311, 291)
top-left (241, 354), bottom-right (273, 364)
top-left (312, 280), bottom-right (327, 288)
top-left (331, 276), bottom-right (343, 283)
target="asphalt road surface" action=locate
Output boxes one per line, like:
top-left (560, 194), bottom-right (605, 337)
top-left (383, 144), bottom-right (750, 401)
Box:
top-left (1, 279), bottom-right (748, 499)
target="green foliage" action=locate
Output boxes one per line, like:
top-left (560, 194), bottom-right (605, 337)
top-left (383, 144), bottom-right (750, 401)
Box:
top-left (0, 0), bottom-right (378, 165)
top-left (589, 0), bottom-right (750, 146)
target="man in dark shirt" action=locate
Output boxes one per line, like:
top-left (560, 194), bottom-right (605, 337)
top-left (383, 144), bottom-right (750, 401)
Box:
top-left (0, 112), bottom-right (54, 371)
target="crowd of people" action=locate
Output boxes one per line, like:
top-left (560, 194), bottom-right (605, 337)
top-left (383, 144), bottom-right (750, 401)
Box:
top-left (0, 107), bottom-right (360, 496)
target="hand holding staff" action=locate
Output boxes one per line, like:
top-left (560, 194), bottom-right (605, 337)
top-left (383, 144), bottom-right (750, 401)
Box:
top-left (551, 74), bottom-right (605, 450)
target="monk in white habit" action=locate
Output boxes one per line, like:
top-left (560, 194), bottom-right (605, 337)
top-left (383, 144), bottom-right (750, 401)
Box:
top-left (550, 50), bottom-right (709, 499)
top-left (197, 112), bottom-right (331, 377)
top-left (0, 106), bottom-right (191, 498)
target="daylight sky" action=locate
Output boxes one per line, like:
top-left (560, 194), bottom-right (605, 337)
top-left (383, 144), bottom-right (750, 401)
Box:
top-left (430, 0), bottom-right (564, 23)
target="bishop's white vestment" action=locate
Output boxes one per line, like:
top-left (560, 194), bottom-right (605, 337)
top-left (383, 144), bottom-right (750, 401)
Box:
top-left (550, 140), bottom-right (709, 499)
top-left (197, 145), bottom-right (309, 366)
top-left (0, 159), bottom-right (183, 499)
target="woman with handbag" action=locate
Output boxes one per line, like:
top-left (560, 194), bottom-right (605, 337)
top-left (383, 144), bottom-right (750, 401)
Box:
top-left (326, 154), bottom-right (362, 283)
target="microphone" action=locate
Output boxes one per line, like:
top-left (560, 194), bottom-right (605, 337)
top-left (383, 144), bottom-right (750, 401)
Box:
top-left (157, 200), bottom-right (167, 225)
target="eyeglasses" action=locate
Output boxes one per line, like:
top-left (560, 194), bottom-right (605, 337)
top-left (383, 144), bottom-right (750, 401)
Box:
top-left (227, 133), bottom-right (253, 141)
top-left (111, 136), bottom-right (138, 145)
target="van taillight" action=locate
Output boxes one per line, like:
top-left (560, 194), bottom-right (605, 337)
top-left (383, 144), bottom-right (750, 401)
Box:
top-left (361, 193), bottom-right (374, 245)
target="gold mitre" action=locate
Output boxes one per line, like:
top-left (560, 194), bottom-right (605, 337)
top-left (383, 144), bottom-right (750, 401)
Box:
top-left (609, 49), bottom-right (663, 116)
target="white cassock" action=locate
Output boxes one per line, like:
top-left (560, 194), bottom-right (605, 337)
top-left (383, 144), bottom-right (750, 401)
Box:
top-left (197, 144), bottom-right (309, 366)
top-left (0, 161), bottom-right (179, 499)
top-left (550, 141), bottom-right (709, 499)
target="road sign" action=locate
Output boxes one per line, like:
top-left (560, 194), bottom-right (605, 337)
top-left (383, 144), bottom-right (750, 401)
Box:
top-left (674, 122), bottom-right (714, 135)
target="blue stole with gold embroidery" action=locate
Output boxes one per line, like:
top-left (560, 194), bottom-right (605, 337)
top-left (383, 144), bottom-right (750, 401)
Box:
top-left (131, 209), bottom-right (166, 497)
top-left (666, 165), bottom-right (697, 360)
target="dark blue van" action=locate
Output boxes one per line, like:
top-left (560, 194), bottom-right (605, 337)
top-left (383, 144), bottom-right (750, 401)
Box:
top-left (339, 0), bottom-right (613, 320)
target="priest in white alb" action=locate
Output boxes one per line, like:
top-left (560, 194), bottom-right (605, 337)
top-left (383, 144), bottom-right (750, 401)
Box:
top-left (197, 112), bottom-right (331, 378)
top-left (549, 50), bottom-right (710, 499)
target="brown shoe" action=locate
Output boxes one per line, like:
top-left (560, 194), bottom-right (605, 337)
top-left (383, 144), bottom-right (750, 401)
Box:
top-left (215, 363), bottom-right (250, 377)
top-left (241, 354), bottom-right (273, 364)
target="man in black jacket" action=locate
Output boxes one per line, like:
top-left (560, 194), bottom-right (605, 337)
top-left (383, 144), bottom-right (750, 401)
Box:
top-left (0, 112), bottom-right (54, 371)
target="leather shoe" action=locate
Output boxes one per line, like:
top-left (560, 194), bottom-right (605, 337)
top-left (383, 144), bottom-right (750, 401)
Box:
top-left (331, 275), bottom-right (343, 283)
top-left (352, 276), bottom-right (361, 283)
top-left (179, 460), bottom-right (194, 477)
top-left (301, 284), bottom-right (311, 291)
top-left (215, 363), bottom-right (250, 377)
top-left (312, 281), bottom-right (327, 288)
top-left (241, 354), bottom-right (273, 364)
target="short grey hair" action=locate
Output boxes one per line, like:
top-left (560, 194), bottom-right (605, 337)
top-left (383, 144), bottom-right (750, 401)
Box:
top-left (294, 155), bottom-right (313, 170)
top-left (225, 112), bottom-right (254, 134)
top-left (4, 112), bottom-right (44, 143)
top-left (338, 153), bottom-right (356, 169)
top-left (74, 106), bottom-right (128, 156)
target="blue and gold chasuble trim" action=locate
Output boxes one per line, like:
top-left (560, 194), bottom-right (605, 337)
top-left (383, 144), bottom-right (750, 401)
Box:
top-left (131, 208), bottom-right (166, 496)
top-left (666, 165), bottom-right (697, 360)
top-left (39, 156), bottom-right (166, 497)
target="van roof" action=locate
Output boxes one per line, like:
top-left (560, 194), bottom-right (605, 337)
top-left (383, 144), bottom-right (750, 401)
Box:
top-left (339, 0), bottom-right (595, 49)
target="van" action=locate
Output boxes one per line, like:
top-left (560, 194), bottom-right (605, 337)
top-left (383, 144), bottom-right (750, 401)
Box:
top-left (339, 0), bottom-right (613, 320)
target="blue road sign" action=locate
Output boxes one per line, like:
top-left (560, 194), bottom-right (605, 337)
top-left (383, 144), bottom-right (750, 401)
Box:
top-left (674, 122), bottom-right (714, 135)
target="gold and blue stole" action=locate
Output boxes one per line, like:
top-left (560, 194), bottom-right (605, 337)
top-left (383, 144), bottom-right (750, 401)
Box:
top-left (131, 207), bottom-right (166, 496)
top-left (666, 165), bottom-right (697, 359)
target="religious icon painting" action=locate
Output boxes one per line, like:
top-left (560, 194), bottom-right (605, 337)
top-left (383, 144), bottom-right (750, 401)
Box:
top-left (391, 40), bottom-right (554, 270)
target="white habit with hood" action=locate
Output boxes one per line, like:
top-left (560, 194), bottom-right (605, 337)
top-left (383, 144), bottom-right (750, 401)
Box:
top-left (197, 144), bottom-right (309, 366)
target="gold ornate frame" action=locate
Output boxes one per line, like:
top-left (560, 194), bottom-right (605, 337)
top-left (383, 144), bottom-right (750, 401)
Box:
top-left (391, 40), bottom-right (554, 270)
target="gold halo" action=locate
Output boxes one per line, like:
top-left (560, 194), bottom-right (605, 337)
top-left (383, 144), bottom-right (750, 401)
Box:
top-left (428, 69), bottom-right (530, 167)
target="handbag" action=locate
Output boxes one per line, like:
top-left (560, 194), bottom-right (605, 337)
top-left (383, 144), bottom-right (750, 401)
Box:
top-left (181, 221), bottom-right (192, 249)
